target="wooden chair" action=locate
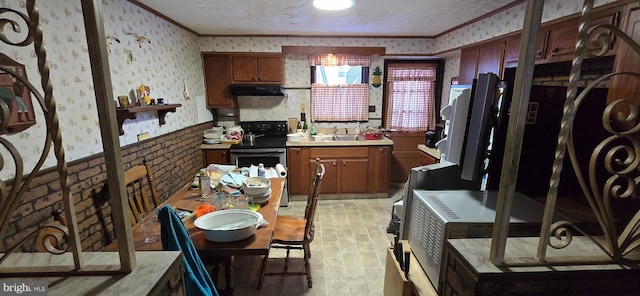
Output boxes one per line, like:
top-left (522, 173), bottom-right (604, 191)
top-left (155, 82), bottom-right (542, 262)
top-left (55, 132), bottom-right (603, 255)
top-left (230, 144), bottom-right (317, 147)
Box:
top-left (35, 210), bottom-right (69, 253)
top-left (123, 159), bottom-right (160, 225)
top-left (260, 158), bottom-right (325, 288)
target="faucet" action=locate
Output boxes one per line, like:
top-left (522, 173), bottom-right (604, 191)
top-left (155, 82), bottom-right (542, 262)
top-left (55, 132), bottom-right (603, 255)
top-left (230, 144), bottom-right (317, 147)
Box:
top-left (333, 126), bottom-right (338, 136)
top-left (345, 127), bottom-right (348, 135)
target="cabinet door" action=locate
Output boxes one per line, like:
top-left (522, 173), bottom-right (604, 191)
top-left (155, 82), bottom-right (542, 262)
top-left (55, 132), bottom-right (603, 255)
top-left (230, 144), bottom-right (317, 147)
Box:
top-left (256, 56), bottom-right (283, 83)
top-left (458, 47), bottom-right (479, 85)
top-left (316, 159), bottom-right (338, 194)
top-left (231, 56), bottom-right (257, 82)
top-left (339, 158), bottom-right (369, 193)
top-left (370, 146), bottom-right (391, 193)
top-left (203, 150), bottom-right (230, 167)
top-left (477, 41), bottom-right (504, 78)
top-left (203, 55), bottom-right (234, 108)
top-left (287, 148), bottom-right (309, 195)
top-left (419, 151), bottom-right (437, 167)
top-left (504, 31), bottom-right (549, 68)
top-left (546, 7), bottom-right (621, 63)
top-left (607, 3), bottom-right (640, 121)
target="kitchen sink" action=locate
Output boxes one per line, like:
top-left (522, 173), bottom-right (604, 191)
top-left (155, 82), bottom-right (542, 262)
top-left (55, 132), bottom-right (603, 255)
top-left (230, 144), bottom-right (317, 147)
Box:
top-left (332, 134), bottom-right (364, 141)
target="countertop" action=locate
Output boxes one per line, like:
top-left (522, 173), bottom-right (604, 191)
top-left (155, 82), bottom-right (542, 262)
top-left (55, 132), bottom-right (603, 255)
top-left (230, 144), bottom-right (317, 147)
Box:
top-left (201, 138), bottom-right (394, 149)
top-left (201, 143), bottom-right (232, 150)
top-left (418, 144), bottom-right (440, 159)
top-left (287, 137), bottom-right (394, 147)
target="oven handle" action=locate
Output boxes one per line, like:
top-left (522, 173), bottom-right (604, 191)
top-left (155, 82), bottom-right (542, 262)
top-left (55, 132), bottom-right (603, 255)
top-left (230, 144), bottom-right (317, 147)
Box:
top-left (230, 148), bottom-right (285, 154)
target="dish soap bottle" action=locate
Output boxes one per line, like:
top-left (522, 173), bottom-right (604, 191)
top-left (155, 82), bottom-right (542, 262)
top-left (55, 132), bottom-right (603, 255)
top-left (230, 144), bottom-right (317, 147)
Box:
top-left (258, 163), bottom-right (265, 177)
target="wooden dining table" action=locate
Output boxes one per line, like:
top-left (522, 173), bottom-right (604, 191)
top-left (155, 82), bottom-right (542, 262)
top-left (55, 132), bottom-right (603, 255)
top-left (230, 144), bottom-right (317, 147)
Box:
top-left (104, 177), bottom-right (285, 296)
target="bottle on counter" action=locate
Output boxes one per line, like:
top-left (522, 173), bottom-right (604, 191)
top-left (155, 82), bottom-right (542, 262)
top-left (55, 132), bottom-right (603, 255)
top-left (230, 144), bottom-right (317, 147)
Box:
top-left (296, 121), bottom-right (302, 133)
top-left (309, 123), bottom-right (316, 136)
top-left (302, 121), bottom-right (308, 132)
top-left (258, 163), bottom-right (266, 177)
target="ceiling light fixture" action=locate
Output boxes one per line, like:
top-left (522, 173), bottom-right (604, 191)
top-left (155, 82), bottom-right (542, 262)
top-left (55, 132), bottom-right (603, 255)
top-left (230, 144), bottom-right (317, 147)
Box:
top-left (313, 0), bottom-right (355, 11)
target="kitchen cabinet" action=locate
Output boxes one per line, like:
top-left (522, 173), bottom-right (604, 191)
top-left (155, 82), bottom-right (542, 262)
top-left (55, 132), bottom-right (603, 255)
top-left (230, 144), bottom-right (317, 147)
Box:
top-left (203, 54), bottom-right (235, 108)
top-left (287, 147), bottom-right (310, 196)
top-left (419, 150), bottom-right (437, 166)
top-left (387, 132), bottom-right (427, 184)
top-left (503, 5), bottom-right (621, 68)
top-left (458, 41), bottom-right (504, 85)
top-left (310, 147), bottom-right (370, 195)
top-left (608, 1), bottom-right (640, 108)
top-left (287, 145), bottom-right (390, 198)
top-left (231, 54), bottom-right (284, 83)
top-left (203, 149), bottom-right (230, 166)
top-left (370, 146), bottom-right (391, 193)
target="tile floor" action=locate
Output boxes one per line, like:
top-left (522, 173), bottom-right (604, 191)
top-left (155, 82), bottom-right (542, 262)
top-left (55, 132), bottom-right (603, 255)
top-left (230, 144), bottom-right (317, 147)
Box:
top-left (225, 188), bottom-right (403, 296)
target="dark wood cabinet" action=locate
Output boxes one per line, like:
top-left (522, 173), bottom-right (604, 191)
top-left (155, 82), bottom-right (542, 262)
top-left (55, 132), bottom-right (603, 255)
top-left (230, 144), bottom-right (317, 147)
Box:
top-left (503, 5), bottom-right (621, 68)
top-left (459, 41), bottom-right (504, 85)
top-left (231, 55), bottom-right (283, 83)
top-left (287, 146), bottom-right (390, 198)
top-left (202, 149), bottom-right (230, 166)
top-left (203, 54), bottom-right (234, 108)
top-left (458, 47), bottom-right (479, 85)
top-left (387, 132), bottom-right (428, 184)
top-left (608, 2), bottom-right (640, 106)
top-left (370, 146), bottom-right (391, 193)
top-left (287, 147), bottom-right (310, 195)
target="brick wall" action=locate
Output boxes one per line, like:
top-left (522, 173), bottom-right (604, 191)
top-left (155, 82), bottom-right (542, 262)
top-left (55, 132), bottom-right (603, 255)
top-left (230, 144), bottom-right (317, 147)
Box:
top-left (0, 122), bottom-right (212, 252)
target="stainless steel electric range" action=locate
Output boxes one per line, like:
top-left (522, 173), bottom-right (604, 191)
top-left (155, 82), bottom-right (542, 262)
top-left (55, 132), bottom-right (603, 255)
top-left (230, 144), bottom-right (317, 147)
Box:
top-left (230, 120), bottom-right (288, 205)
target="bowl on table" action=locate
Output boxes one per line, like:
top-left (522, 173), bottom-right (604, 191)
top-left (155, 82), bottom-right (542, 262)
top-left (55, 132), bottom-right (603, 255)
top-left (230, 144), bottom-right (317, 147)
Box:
top-left (287, 133), bottom-right (303, 142)
top-left (194, 209), bottom-right (264, 242)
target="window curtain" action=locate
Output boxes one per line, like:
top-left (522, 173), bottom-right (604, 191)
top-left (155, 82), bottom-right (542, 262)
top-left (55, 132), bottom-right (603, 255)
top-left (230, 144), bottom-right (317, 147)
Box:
top-left (309, 54), bottom-right (370, 67)
top-left (384, 63), bottom-right (437, 131)
top-left (311, 84), bottom-right (369, 121)
top-left (310, 54), bottom-right (370, 121)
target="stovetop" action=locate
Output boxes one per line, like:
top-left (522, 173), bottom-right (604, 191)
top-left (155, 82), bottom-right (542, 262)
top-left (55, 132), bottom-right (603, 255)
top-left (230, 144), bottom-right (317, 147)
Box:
top-left (231, 121), bottom-right (287, 150)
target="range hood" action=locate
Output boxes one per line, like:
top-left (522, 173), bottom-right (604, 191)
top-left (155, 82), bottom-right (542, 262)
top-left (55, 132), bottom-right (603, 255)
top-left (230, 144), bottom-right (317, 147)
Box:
top-left (229, 84), bottom-right (285, 96)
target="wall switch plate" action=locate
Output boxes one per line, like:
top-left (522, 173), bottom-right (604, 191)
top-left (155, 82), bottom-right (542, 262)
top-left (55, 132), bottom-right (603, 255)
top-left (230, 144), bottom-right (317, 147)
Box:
top-left (369, 105), bottom-right (375, 112)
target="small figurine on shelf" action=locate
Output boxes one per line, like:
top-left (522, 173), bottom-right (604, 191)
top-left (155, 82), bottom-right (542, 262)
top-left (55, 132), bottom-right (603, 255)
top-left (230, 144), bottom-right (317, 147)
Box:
top-left (138, 84), bottom-right (151, 106)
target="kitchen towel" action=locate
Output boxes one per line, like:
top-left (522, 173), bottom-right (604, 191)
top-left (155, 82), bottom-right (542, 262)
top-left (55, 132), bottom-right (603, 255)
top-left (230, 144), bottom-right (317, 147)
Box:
top-left (275, 163), bottom-right (287, 177)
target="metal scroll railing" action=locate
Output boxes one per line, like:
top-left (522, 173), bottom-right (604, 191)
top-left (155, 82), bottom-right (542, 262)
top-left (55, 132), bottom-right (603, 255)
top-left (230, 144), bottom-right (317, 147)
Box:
top-left (492, 0), bottom-right (640, 266)
top-left (0, 0), bottom-right (135, 275)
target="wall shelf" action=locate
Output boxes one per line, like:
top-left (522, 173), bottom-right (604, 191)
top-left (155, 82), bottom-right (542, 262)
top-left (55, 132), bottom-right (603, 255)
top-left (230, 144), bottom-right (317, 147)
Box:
top-left (116, 103), bottom-right (181, 135)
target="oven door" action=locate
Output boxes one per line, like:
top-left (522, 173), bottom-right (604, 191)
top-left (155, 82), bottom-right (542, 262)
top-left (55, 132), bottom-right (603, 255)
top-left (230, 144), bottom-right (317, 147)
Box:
top-left (229, 148), bottom-right (286, 169)
top-left (230, 148), bottom-right (288, 206)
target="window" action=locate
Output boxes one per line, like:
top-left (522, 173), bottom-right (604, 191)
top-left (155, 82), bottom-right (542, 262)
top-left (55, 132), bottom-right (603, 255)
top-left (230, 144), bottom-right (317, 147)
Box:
top-left (310, 54), bottom-right (369, 122)
top-left (383, 61), bottom-right (442, 132)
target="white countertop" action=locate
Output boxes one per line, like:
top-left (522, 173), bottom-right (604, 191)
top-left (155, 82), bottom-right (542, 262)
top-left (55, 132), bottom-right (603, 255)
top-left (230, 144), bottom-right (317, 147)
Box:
top-left (201, 143), bottom-right (232, 149)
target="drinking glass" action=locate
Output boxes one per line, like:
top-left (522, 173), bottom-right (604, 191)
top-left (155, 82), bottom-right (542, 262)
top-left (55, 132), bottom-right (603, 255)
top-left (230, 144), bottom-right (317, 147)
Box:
top-left (140, 212), bottom-right (159, 244)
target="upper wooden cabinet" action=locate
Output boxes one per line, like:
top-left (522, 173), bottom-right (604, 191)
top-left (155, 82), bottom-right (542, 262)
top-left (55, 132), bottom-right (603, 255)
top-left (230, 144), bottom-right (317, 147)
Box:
top-left (502, 4), bottom-right (622, 68)
top-left (608, 1), bottom-right (640, 106)
top-left (203, 54), bottom-right (235, 108)
top-left (458, 41), bottom-right (504, 85)
top-left (230, 54), bottom-right (284, 83)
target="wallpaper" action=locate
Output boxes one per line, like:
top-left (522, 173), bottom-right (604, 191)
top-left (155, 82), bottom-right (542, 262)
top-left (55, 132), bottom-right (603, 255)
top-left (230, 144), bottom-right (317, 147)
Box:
top-left (0, 0), bottom-right (616, 178)
top-left (1, 0), bottom-right (206, 178)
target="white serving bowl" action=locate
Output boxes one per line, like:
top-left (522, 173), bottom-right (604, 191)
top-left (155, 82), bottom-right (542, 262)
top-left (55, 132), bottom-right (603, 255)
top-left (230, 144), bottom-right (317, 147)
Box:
top-left (242, 177), bottom-right (271, 197)
top-left (287, 133), bottom-right (303, 142)
top-left (194, 209), bottom-right (263, 243)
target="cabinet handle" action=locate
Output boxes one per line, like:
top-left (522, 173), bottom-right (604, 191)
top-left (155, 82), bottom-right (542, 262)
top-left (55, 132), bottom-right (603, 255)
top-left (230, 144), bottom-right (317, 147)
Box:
top-left (535, 51), bottom-right (543, 58)
top-left (550, 47), bottom-right (559, 54)
top-left (333, 161), bottom-right (337, 166)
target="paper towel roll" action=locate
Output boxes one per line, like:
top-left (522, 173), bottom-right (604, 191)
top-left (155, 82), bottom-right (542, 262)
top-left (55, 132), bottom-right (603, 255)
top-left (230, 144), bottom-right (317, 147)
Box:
top-left (275, 163), bottom-right (287, 177)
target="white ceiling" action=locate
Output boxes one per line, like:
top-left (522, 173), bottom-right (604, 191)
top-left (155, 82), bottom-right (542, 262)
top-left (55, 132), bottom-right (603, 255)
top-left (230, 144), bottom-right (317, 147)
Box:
top-left (136, 0), bottom-right (520, 37)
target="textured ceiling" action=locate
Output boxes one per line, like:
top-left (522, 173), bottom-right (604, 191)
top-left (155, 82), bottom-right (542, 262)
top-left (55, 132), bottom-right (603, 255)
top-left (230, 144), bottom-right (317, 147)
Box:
top-left (134, 0), bottom-right (520, 37)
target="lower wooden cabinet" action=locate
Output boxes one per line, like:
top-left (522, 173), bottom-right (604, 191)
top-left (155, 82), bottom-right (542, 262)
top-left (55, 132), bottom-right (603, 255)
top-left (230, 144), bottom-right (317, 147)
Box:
top-left (287, 146), bottom-right (391, 198)
top-left (202, 149), bottom-right (230, 166)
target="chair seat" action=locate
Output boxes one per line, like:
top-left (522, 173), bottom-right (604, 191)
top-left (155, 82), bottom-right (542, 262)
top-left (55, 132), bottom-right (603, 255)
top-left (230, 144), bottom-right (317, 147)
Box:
top-left (272, 215), bottom-right (308, 244)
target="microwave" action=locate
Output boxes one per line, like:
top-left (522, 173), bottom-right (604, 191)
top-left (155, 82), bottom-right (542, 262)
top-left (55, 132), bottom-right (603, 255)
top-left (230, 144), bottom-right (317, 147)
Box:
top-left (408, 190), bottom-right (552, 292)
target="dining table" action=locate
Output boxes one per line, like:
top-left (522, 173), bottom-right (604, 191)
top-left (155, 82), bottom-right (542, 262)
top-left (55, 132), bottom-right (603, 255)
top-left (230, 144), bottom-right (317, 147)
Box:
top-left (103, 176), bottom-right (285, 296)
